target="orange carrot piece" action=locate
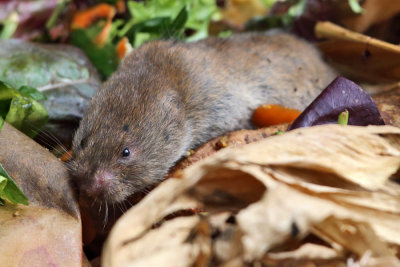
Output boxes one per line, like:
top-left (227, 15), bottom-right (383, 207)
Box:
top-left (252, 104), bottom-right (301, 127)
top-left (116, 37), bottom-right (133, 59)
top-left (94, 17), bottom-right (112, 46)
top-left (61, 150), bottom-right (73, 162)
top-left (116, 0), bottom-right (126, 13)
top-left (71, 3), bottom-right (116, 29)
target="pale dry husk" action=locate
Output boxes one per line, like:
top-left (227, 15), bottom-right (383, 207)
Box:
top-left (103, 124), bottom-right (400, 267)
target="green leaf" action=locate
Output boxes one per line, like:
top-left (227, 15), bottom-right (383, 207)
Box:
top-left (288, 0), bottom-right (307, 17)
top-left (0, 117), bottom-right (3, 131)
top-left (133, 32), bottom-right (160, 48)
top-left (348, 0), bottom-right (363, 14)
top-left (0, 163), bottom-right (29, 205)
top-left (0, 12), bottom-right (19, 40)
top-left (46, 0), bottom-right (70, 29)
top-left (124, 17), bottom-right (172, 47)
top-left (0, 81), bottom-right (15, 118)
top-left (0, 80), bottom-right (16, 100)
top-left (261, 0), bottom-right (278, 9)
top-left (5, 95), bottom-right (48, 138)
top-left (0, 80), bottom-right (48, 137)
top-left (18, 86), bottom-right (47, 101)
top-left (338, 110), bottom-right (349, 125)
top-left (129, 17), bottom-right (172, 36)
top-left (163, 6), bottom-right (189, 39)
top-left (123, 0), bottom-right (218, 46)
top-left (0, 176), bottom-right (7, 198)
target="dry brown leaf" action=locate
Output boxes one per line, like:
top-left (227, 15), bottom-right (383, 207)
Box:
top-left (373, 86), bottom-right (400, 127)
top-left (103, 125), bottom-right (400, 266)
top-left (118, 216), bottom-right (201, 267)
top-left (353, 252), bottom-right (400, 267)
top-left (312, 217), bottom-right (394, 257)
top-left (230, 125), bottom-right (400, 190)
top-left (265, 243), bottom-right (342, 261)
top-left (315, 22), bottom-right (400, 83)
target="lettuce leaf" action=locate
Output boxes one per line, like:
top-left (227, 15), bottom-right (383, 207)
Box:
top-left (0, 81), bottom-right (48, 138)
top-left (0, 163), bottom-right (28, 205)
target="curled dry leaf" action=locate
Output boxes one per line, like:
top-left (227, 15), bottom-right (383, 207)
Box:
top-left (373, 85), bottom-right (400, 127)
top-left (315, 21), bottom-right (400, 83)
top-left (103, 124), bottom-right (400, 266)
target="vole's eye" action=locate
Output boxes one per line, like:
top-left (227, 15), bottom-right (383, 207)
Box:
top-left (122, 148), bottom-right (130, 157)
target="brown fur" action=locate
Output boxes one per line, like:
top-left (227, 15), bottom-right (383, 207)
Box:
top-left (69, 32), bottom-right (336, 203)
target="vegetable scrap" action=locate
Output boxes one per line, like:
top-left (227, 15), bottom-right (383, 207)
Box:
top-left (0, 81), bottom-right (48, 138)
top-left (68, 0), bottom-right (219, 79)
top-left (288, 76), bottom-right (385, 130)
top-left (0, 163), bottom-right (28, 206)
top-left (116, 37), bottom-right (132, 59)
top-left (71, 4), bottom-right (116, 29)
top-left (252, 104), bottom-right (301, 127)
top-left (60, 150), bottom-right (73, 162)
top-left (338, 109), bottom-right (349, 125)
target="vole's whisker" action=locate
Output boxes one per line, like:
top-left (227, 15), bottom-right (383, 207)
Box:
top-left (38, 128), bottom-right (69, 154)
top-left (122, 201), bottom-right (128, 212)
top-left (140, 187), bottom-right (151, 194)
top-left (117, 202), bottom-right (124, 214)
top-left (91, 197), bottom-right (98, 208)
top-left (26, 123), bottom-right (69, 154)
top-left (62, 162), bottom-right (74, 172)
top-left (126, 199), bottom-right (134, 208)
top-left (34, 135), bottom-right (66, 156)
top-left (103, 200), bottom-right (109, 229)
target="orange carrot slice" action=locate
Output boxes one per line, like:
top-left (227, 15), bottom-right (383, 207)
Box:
top-left (93, 17), bottom-right (112, 46)
top-left (61, 150), bottom-right (73, 162)
top-left (116, 37), bottom-right (133, 59)
top-left (71, 3), bottom-right (116, 29)
top-left (252, 104), bottom-right (301, 127)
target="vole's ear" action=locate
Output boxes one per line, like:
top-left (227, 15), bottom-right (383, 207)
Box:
top-left (122, 124), bottom-right (129, 132)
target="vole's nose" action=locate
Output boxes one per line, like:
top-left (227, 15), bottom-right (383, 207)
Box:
top-left (84, 170), bottom-right (114, 197)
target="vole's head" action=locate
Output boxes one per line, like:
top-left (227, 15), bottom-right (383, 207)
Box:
top-left (69, 45), bottom-right (190, 203)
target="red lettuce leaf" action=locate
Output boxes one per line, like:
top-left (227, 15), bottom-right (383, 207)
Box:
top-left (288, 76), bottom-right (385, 130)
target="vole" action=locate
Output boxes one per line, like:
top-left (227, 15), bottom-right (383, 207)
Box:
top-left (69, 32), bottom-right (336, 203)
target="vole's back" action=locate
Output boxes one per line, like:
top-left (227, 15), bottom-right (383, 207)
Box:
top-left (118, 33), bottom-right (335, 148)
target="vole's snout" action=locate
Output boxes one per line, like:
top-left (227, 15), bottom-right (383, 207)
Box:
top-left (82, 170), bottom-right (115, 198)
